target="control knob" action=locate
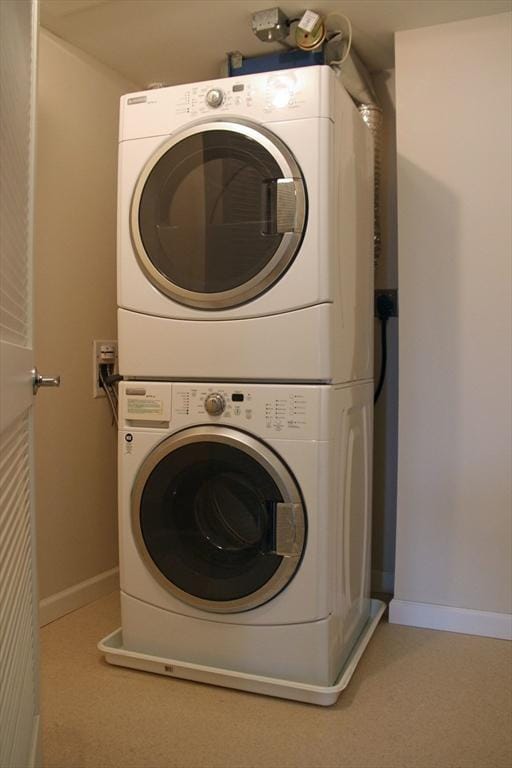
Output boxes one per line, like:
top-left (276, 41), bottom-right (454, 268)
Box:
top-left (206, 88), bottom-right (224, 108)
top-left (204, 393), bottom-right (225, 416)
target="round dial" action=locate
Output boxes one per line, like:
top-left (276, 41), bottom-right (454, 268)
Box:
top-left (206, 88), bottom-right (224, 108)
top-left (204, 393), bottom-right (226, 416)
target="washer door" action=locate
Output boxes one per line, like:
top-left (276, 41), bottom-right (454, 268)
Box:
top-left (131, 120), bottom-right (307, 310)
top-left (132, 426), bottom-right (306, 613)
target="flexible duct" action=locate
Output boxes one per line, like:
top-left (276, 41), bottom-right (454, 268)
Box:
top-left (358, 102), bottom-right (383, 267)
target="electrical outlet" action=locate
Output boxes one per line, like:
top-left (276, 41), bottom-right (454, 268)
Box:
top-left (374, 289), bottom-right (398, 318)
top-left (93, 340), bottom-right (118, 398)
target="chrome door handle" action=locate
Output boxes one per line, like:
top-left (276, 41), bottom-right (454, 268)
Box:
top-left (32, 368), bottom-right (61, 395)
top-left (273, 502), bottom-right (302, 557)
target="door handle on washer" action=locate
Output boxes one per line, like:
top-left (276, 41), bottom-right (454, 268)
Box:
top-left (272, 502), bottom-right (303, 557)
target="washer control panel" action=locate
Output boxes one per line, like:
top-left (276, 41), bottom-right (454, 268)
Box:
top-left (120, 383), bottom-right (322, 439)
top-left (172, 384), bottom-right (319, 438)
top-left (174, 385), bottom-right (254, 421)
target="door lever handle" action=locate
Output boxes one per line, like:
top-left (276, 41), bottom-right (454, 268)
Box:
top-left (32, 368), bottom-right (61, 395)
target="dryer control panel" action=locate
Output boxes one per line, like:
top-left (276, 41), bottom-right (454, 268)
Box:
top-left (175, 82), bottom-right (257, 117)
top-left (119, 67), bottom-right (333, 142)
top-left (174, 72), bottom-right (309, 118)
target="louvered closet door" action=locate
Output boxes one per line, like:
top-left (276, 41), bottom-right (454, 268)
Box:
top-left (0, 2), bottom-right (41, 767)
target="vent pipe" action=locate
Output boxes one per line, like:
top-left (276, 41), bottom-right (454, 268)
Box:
top-left (325, 18), bottom-right (383, 267)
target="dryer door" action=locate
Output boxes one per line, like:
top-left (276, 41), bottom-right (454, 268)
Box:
top-left (131, 120), bottom-right (307, 310)
top-left (132, 426), bottom-right (306, 613)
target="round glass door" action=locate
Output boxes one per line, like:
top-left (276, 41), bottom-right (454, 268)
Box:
top-left (131, 120), bottom-right (307, 310)
top-left (131, 426), bottom-right (306, 613)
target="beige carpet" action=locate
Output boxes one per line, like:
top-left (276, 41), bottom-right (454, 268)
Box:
top-left (40, 592), bottom-right (512, 768)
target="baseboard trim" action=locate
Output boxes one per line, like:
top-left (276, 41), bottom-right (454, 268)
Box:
top-left (39, 567), bottom-right (119, 627)
top-left (28, 714), bottom-right (41, 768)
top-left (389, 598), bottom-right (512, 640)
top-left (371, 569), bottom-right (395, 594)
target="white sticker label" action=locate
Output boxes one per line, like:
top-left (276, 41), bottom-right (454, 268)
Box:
top-left (298, 10), bottom-right (320, 33)
top-left (127, 397), bottom-right (164, 418)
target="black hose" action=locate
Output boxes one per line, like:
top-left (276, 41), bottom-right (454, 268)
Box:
top-left (374, 293), bottom-right (395, 405)
top-left (374, 315), bottom-right (388, 404)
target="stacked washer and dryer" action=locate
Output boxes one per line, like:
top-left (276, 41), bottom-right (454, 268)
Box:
top-left (100, 65), bottom-right (385, 705)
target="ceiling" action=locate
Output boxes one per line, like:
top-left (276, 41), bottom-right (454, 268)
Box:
top-left (40, 0), bottom-right (511, 86)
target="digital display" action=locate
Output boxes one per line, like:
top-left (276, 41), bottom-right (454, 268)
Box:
top-left (232, 393), bottom-right (244, 402)
top-left (232, 84), bottom-right (244, 93)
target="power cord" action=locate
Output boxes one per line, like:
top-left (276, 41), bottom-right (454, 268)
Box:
top-left (374, 294), bottom-right (394, 405)
top-left (99, 364), bottom-right (119, 426)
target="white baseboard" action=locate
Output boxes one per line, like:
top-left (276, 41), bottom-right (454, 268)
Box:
top-left (39, 567), bottom-right (119, 627)
top-left (29, 714), bottom-right (41, 768)
top-left (371, 569), bottom-right (395, 594)
top-left (389, 598), bottom-right (512, 640)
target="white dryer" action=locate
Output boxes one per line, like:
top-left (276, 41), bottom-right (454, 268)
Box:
top-left (117, 66), bottom-right (374, 383)
top-left (118, 379), bottom-right (373, 686)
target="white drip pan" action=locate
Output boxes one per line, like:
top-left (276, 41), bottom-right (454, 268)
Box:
top-left (98, 599), bottom-right (385, 706)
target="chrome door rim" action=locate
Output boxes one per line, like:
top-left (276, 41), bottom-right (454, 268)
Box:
top-left (130, 119), bottom-right (307, 310)
top-left (131, 426), bottom-right (306, 613)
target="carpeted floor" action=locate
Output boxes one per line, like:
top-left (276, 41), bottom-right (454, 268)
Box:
top-left (40, 591), bottom-right (512, 768)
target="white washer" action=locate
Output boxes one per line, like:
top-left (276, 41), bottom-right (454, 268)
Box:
top-left (118, 379), bottom-right (373, 686)
top-left (117, 66), bottom-right (374, 382)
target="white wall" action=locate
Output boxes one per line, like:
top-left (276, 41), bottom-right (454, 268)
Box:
top-left (391, 13), bottom-right (512, 638)
top-left (34, 30), bottom-right (137, 624)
